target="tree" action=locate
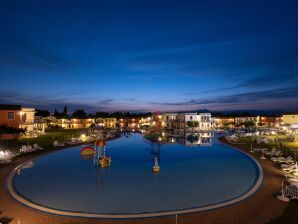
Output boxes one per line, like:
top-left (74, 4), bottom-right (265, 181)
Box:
top-left (95, 112), bottom-right (109, 118)
top-left (35, 109), bottom-right (50, 117)
top-left (53, 108), bottom-right (68, 119)
top-left (242, 121), bottom-right (255, 128)
top-left (54, 109), bottom-right (59, 117)
top-left (186, 121), bottom-right (199, 131)
top-left (88, 113), bottom-right (95, 118)
top-left (0, 125), bottom-right (26, 134)
top-left (72, 109), bottom-right (87, 119)
top-left (63, 106), bottom-right (68, 116)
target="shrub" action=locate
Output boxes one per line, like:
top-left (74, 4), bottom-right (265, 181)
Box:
top-left (0, 125), bottom-right (26, 134)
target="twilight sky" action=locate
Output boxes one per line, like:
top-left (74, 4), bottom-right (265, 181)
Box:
top-left (0, 0), bottom-right (298, 113)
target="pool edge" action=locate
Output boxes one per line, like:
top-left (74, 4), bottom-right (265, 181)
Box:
top-left (6, 143), bottom-right (264, 219)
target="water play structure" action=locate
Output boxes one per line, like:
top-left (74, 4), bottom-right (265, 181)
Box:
top-left (80, 140), bottom-right (112, 167)
top-left (152, 157), bottom-right (160, 173)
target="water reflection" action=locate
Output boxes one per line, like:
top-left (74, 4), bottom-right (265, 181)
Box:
top-left (159, 132), bottom-right (212, 146)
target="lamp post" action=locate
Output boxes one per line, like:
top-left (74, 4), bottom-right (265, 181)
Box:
top-left (250, 134), bottom-right (254, 153)
top-left (276, 180), bottom-right (289, 202)
top-left (260, 150), bottom-right (266, 160)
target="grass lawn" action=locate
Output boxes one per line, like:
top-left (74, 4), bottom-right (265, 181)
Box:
top-left (238, 135), bottom-right (298, 153)
top-left (0, 128), bottom-right (89, 154)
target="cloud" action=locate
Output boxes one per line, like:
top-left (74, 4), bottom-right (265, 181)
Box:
top-left (98, 99), bottom-right (114, 104)
top-left (152, 86), bottom-right (298, 109)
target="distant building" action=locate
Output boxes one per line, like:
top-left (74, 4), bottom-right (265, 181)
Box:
top-left (104, 118), bottom-right (117, 128)
top-left (70, 118), bottom-right (95, 129)
top-left (162, 112), bottom-right (213, 130)
top-left (162, 113), bottom-right (179, 129)
top-left (182, 113), bottom-right (213, 130)
top-left (259, 116), bottom-right (282, 128)
top-left (95, 118), bottom-right (117, 128)
top-left (214, 117), bottom-right (235, 128)
top-left (283, 113), bottom-right (298, 125)
top-left (53, 118), bottom-right (95, 129)
top-left (234, 116), bottom-right (259, 126)
top-left (151, 113), bottom-right (163, 129)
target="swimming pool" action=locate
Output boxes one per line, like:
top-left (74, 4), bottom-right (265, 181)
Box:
top-left (8, 133), bottom-right (263, 218)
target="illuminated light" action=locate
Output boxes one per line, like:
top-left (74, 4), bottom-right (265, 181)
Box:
top-left (171, 138), bottom-right (175, 143)
top-left (158, 137), bottom-right (162, 141)
top-left (271, 131), bottom-right (276, 135)
top-left (162, 132), bottom-right (165, 136)
top-left (158, 115), bottom-right (162, 119)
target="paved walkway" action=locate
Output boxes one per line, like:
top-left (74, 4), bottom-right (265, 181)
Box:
top-left (0, 139), bottom-right (288, 224)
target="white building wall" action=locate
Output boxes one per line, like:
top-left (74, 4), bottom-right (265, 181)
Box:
top-left (19, 108), bottom-right (35, 132)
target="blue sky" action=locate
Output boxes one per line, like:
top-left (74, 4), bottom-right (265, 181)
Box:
top-left (0, 0), bottom-right (298, 113)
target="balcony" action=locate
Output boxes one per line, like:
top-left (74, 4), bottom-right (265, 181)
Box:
top-left (20, 119), bottom-right (35, 125)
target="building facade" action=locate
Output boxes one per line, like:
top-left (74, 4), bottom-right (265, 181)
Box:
top-left (234, 116), bottom-right (259, 126)
top-left (283, 113), bottom-right (298, 125)
top-left (162, 113), bottom-right (179, 129)
top-left (0, 104), bottom-right (22, 129)
top-left (0, 104), bottom-right (39, 136)
top-left (214, 117), bottom-right (235, 128)
top-left (162, 112), bottom-right (213, 130)
top-left (259, 116), bottom-right (283, 128)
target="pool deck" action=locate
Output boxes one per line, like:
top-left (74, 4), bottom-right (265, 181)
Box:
top-left (0, 138), bottom-right (288, 224)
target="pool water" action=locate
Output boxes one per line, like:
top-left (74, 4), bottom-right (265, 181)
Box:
top-left (12, 133), bottom-right (261, 215)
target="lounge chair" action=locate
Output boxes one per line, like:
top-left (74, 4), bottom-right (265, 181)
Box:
top-left (283, 185), bottom-right (298, 199)
top-left (27, 145), bottom-right (34, 152)
top-left (33, 143), bottom-right (44, 150)
top-left (20, 145), bottom-right (27, 153)
top-left (53, 140), bottom-right (64, 147)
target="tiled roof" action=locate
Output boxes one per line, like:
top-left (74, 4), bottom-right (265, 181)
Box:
top-left (0, 104), bottom-right (22, 110)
